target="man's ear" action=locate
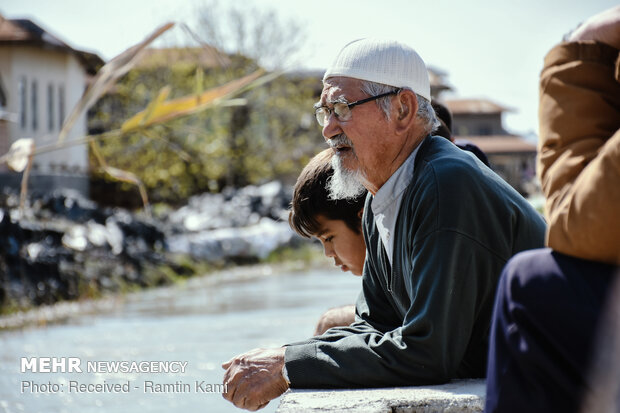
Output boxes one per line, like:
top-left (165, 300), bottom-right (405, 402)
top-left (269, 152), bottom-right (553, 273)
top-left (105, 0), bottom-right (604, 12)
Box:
top-left (393, 90), bottom-right (418, 133)
top-left (397, 100), bottom-right (409, 120)
top-left (357, 208), bottom-right (364, 219)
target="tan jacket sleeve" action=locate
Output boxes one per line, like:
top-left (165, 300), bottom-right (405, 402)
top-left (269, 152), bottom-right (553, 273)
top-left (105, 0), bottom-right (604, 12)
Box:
top-left (538, 41), bottom-right (620, 264)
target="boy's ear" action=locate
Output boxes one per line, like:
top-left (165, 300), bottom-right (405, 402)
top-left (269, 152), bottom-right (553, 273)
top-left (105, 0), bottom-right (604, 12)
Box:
top-left (357, 208), bottom-right (364, 219)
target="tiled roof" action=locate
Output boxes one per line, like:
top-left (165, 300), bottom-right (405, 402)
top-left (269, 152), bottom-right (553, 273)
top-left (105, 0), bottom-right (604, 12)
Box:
top-left (444, 99), bottom-right (511, 115)
top-left (0, 15), bottom-right (30, 41)
top-left (0, 13), bottom-right (103, 74)
top-left (456, 136), bottom-right (537, 154)
top-left (0, 15), bottom-right (66, 46)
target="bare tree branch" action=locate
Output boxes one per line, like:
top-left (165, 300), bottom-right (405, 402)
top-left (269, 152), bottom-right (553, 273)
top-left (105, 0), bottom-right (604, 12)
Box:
top-left (193, 0), bottom-right (307, 70)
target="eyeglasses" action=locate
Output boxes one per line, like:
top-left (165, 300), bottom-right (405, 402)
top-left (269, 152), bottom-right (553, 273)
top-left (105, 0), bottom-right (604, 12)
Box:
top-left (314, 89), bottom-right (401, 127)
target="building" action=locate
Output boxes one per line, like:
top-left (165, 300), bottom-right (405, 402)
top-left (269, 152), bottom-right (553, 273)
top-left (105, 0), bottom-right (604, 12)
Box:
top-left (444, 98), bottom-right (537, 196)
top-left (428, 66), bottom-right (452, 101)
top-left (446, 98), bottom-right (509, 136)
top-left (0, 14), bottom-right (103, 195)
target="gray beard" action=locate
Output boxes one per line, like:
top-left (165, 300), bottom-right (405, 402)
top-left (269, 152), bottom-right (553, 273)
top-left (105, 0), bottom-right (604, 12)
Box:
top-left (327, 154), bottom-right (367, 201)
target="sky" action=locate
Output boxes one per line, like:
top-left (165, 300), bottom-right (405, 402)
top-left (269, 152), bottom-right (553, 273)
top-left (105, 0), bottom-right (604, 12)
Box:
top-left (1, 0), bottom-right (617, 137)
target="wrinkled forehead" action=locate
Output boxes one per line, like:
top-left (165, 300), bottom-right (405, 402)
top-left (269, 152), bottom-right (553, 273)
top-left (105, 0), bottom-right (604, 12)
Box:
top-left (320, 76), bottom-right (362, 103)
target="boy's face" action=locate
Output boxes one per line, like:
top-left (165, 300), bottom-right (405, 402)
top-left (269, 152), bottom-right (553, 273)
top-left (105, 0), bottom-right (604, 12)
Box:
top-left (314, 215), bottom-right (366, 276)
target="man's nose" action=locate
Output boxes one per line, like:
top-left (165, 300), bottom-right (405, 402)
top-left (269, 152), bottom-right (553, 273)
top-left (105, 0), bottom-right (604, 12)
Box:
top-left (322, 113), bottom-right (342, 141)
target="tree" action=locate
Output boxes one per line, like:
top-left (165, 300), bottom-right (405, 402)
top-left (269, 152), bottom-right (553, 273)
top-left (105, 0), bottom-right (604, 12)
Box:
top-left (88, 5), bottom-right (324, 206)
top-left (194, 0), bottom-right (308, 70)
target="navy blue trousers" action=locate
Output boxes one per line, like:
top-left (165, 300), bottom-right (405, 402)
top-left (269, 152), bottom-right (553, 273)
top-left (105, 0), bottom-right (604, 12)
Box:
top-left (485, 248), bottom-right (618, 413)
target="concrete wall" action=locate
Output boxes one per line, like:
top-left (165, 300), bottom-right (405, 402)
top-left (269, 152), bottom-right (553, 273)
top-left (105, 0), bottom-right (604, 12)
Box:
top-left (277, 379), bottom-right (486, 413)
top-left (0, 45), bottom-right (89, 174)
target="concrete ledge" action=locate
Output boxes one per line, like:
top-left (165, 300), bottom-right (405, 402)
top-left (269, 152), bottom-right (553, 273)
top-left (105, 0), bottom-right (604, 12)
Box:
top-left (277, 379), bottom-right (485, 413)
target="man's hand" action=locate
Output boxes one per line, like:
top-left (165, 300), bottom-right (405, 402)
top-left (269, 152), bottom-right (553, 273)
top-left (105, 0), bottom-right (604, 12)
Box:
top-left (222, 347), bottom-right (289, 411)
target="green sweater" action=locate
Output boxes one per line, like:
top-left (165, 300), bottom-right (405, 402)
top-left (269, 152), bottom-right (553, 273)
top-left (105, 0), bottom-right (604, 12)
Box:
top-left (285, 136), bottom-right (546, 388)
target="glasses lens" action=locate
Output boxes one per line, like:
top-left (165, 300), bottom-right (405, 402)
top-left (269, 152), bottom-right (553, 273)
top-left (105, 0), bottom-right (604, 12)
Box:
top-left (315, 103), bottom-right (352, 127)
top-left (333, 103), bottom-right (351, 122)
top-left (315, 107), bottom-right (327, 126)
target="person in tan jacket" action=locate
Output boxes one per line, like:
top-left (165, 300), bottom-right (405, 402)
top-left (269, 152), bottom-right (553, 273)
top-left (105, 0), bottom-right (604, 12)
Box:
top-left (485, 6), bottom-right (620, 413)
top-left (538, 8), bottom-right (620, 265)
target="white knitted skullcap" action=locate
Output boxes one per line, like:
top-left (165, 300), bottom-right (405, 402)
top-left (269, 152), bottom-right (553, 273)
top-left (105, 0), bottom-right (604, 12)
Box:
top-left (323, 38), bottom-right (431, 102)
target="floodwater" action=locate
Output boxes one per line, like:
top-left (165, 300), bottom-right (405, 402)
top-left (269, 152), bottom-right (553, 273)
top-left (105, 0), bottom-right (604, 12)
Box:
top-left (0, 263), bottom-right (362, 413)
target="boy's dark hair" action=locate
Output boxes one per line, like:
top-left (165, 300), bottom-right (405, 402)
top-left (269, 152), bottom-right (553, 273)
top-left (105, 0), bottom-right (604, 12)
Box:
top-left (289, 149), bottom-right (367, 238)
top-left (432, 101), bottom-right (453, 141)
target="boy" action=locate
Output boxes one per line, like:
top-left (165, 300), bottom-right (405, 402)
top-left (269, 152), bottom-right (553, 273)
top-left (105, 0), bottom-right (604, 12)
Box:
top-left (288, 148), bottom-right (366, 334)
top-left (289, 148), bottom-right (367, 276)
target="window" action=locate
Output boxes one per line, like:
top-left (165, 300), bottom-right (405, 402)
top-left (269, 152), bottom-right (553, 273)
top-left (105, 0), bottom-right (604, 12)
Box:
top-left (19, 77), bottom-right (27, 129)
top-left (48, 83), bottom-right (55, 131)
top-left (477, 125), bottom-right (492, 136)
top-left (31, 80), bottom-right (38, 131)
top-left (58, 84), bottom-right (65, 128)
top-left (457, 125), bottom-right (469, 136)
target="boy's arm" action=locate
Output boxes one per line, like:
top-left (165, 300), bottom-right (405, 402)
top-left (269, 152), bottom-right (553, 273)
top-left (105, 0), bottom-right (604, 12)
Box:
top-left (313, 304), bottom-right (356, 336)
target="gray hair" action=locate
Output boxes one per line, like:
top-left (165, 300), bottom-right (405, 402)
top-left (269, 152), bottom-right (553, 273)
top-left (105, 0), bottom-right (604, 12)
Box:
top-left (359, 80), bottom-right (439, 135)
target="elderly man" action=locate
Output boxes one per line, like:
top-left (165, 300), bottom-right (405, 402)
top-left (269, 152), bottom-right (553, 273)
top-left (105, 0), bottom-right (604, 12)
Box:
top-left (222, 38), bottom-right (546, 411)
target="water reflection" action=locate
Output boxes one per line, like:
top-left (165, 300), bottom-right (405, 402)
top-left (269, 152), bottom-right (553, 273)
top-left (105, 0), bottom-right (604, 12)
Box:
top-left (0, 264), bottom-right (361, 413)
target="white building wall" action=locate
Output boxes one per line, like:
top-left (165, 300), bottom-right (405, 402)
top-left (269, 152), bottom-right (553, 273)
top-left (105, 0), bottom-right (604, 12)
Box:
top-left (0, 48), bottom-right (14, 161)
top-left (1, 45), bottom-right (89, 173)
top-left (61, 51), bottom-right (89, 171)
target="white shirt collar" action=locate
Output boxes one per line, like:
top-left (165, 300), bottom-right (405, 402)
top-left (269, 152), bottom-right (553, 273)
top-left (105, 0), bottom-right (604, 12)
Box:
top-left (370, 144), bottom-right (421, 264)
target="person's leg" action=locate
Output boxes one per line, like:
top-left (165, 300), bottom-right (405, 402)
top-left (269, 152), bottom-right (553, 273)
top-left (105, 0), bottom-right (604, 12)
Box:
top-left (485, 248), bottom-right (617, 413)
